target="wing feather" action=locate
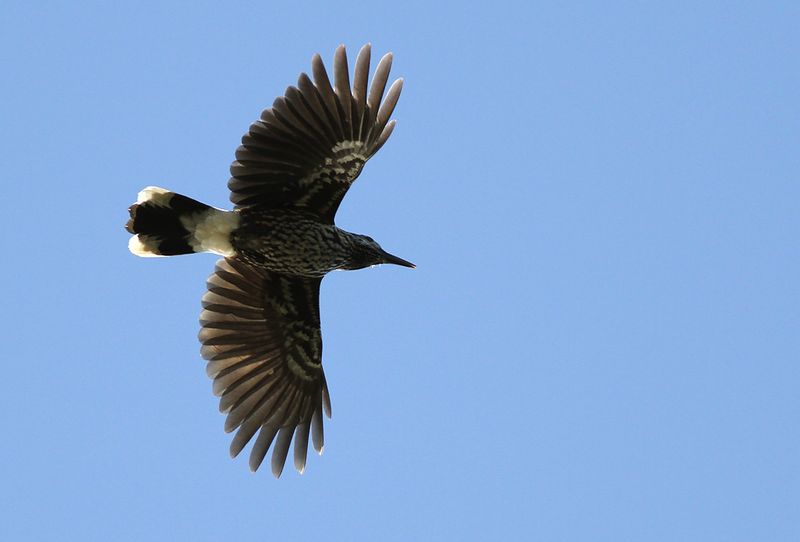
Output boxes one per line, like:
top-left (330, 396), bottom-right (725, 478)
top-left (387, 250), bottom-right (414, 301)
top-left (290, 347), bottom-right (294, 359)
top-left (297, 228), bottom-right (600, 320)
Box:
top-left (352, 44), bottom-right (371, 125)
top-left (228, 44), bottom-right (403, 223)
top-left (248, 423), bottom-right (279, 471)
top-left (333, 46), bottom-right (353, 139)
top-left (200, 258), bottom-right (327, 477)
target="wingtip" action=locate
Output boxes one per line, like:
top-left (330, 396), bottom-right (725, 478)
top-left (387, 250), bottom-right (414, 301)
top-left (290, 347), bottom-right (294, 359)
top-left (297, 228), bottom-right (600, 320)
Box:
top-left (223, 419), bottom-right (237, 433)
top-left (249, 456), bottom-right (263, 472)
top-left (229, 437), bottom-right (244, 459)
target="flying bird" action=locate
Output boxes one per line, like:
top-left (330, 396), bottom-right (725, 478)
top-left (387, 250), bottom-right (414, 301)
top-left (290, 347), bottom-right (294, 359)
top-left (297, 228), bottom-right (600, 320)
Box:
top-left (125, 44), bottom-right (412, 477)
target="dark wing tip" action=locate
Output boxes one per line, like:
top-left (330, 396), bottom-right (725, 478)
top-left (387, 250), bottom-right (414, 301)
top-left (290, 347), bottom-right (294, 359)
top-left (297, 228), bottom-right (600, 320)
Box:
top-left (200, 260), bottom-right (328, 476)
top-left (270, 427), bottom-right (294, 478)
top-left (229, 43), bottom-right (403, 221)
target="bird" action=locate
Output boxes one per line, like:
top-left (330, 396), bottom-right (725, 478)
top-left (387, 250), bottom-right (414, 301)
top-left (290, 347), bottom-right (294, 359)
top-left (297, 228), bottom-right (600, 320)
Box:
top-left (125, 44), bottom-right (413, 478)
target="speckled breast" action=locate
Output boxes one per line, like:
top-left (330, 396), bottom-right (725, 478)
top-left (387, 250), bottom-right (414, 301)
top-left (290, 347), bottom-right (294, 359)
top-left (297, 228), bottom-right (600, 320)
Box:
top-left (231, 209), bottom-right (351, 277)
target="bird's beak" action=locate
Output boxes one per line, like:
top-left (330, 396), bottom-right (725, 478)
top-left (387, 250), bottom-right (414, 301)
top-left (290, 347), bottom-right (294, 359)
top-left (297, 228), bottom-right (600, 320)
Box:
top-left (380, 250), bottom-right (416, 269)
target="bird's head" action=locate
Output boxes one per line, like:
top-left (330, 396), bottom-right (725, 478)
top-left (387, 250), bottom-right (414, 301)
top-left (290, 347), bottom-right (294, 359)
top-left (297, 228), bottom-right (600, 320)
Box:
top-left (344, 234), bottom-right (415, 271)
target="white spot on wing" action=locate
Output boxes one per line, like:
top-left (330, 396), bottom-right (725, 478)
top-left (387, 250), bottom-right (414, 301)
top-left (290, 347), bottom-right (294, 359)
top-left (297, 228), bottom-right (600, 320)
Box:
top-left (299, 141), bottom-right (367, 187)
top-left (331, 140), bottom-right (362, 153)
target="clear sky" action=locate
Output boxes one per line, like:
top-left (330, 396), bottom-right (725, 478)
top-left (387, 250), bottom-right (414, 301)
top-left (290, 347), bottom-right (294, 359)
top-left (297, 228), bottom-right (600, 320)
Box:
top-left (1, 2), bottom-right (798, 540)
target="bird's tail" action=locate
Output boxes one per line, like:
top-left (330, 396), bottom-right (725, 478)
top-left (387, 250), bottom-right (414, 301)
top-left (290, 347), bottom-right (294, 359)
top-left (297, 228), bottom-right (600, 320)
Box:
top-left (126, 186), bottom-right (239, 257)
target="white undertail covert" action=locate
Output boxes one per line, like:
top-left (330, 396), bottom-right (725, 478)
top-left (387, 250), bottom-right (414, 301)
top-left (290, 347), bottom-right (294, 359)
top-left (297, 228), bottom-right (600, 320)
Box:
top-left (180, 207), bottom-right (239, 256)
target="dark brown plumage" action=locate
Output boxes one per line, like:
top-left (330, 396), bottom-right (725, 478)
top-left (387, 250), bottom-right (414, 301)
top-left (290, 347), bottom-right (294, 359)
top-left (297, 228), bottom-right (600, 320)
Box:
top-left (125, 44), bottom-right (413, 477)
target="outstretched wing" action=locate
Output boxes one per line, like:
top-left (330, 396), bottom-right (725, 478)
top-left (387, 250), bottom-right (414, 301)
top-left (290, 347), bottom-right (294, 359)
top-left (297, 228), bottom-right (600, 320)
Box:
top-left (199, 258), bottom-right (332, 477)
top-left (228, 43), bottom-right (403, 223)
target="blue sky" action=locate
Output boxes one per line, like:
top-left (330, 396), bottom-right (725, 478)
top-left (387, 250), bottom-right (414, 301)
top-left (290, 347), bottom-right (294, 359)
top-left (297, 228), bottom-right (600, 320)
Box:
top-left (1, 2), bottom-right (798, 540)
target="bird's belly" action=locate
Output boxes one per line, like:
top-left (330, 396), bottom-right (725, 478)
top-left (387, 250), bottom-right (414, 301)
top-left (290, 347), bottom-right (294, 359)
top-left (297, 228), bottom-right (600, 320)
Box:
top-left (230, 217), bottom-right (346, 277)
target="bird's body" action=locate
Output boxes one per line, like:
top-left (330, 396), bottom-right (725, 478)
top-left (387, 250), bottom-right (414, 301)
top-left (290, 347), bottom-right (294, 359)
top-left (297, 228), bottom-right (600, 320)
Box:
top-left (233, 209), bottom-right (370, 276)
top-left (125, 44), bottom-right (412, 477)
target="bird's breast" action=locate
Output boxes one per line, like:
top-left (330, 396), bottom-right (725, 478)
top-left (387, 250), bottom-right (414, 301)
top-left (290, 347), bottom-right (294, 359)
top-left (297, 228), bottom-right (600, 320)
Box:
top-left (231, 211), bottom-right (350, 277)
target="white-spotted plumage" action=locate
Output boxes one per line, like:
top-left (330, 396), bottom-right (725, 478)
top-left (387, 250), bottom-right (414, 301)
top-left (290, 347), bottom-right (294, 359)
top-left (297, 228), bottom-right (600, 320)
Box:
top-left (126, 44), bottom-right (411, 478)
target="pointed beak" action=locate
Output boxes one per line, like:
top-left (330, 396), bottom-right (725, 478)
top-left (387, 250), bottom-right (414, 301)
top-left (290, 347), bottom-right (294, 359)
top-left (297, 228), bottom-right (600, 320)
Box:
top-left (380, 250), bottom-right (416, 269)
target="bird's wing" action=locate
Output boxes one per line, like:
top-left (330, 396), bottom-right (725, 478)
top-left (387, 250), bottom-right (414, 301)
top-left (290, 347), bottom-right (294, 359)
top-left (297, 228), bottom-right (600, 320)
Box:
top-left (199, 258), bottom-right (331, 477)
top-left (228, 43), bottom-right (403, 224)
